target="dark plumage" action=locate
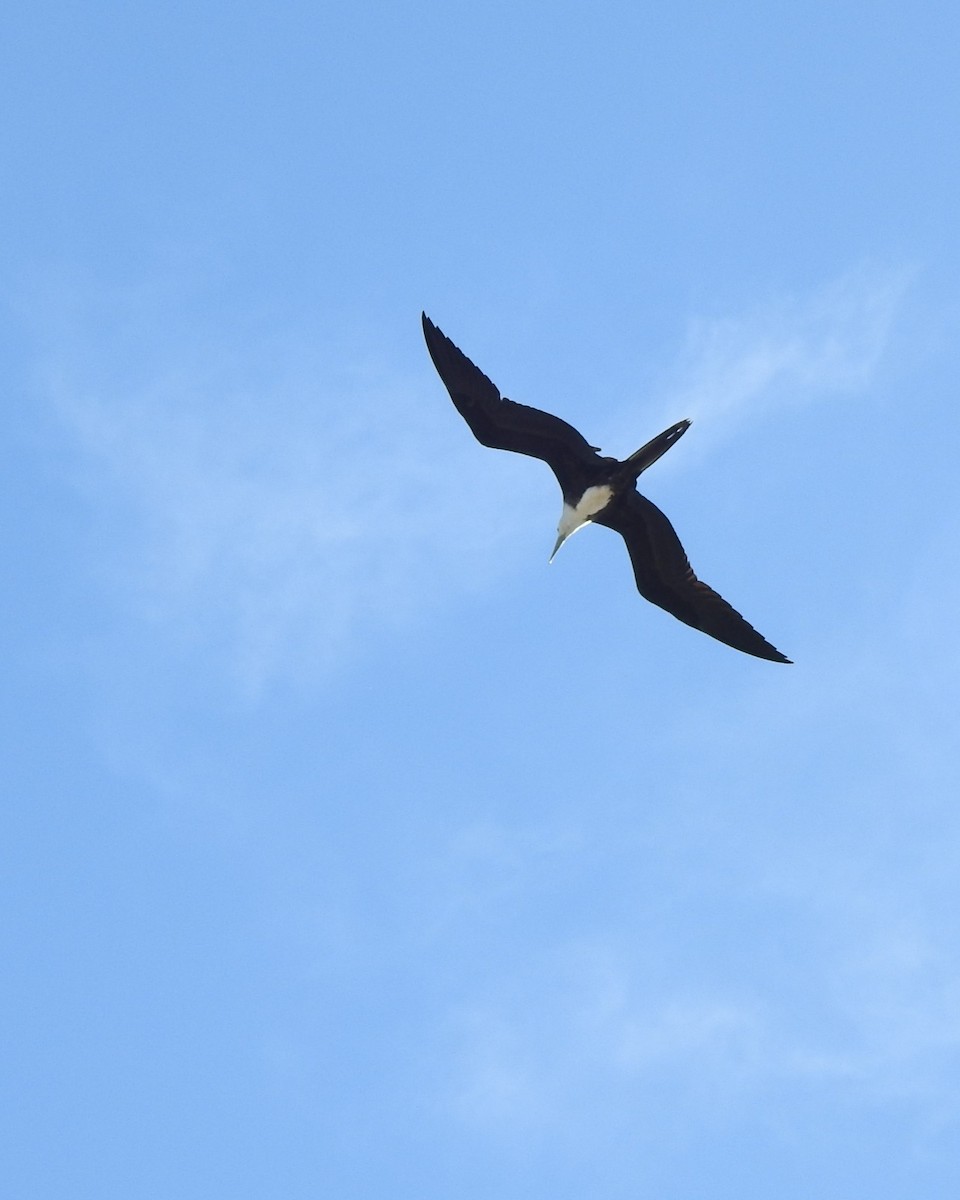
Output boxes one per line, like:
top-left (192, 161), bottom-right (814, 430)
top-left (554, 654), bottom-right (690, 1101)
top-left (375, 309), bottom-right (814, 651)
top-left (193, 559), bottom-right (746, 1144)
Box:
top-left (422, 313), bottom-right (790, 664)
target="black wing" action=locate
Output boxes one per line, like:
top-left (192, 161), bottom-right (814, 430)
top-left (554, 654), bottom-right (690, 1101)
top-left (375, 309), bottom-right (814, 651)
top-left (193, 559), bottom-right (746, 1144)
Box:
top-left (422, 313), bottom-right (603, 489)
top-left (597, 490), bottom-right (791, 663)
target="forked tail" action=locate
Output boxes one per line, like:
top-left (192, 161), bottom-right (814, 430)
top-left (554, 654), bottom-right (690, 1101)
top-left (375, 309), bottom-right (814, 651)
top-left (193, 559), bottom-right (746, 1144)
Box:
top-left (618, 419), bottom-right (691, 483)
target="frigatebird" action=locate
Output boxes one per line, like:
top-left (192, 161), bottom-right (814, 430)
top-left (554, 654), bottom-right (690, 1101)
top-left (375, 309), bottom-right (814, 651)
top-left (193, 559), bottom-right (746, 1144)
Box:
top-left (422, 313), bottom-right (790, 664)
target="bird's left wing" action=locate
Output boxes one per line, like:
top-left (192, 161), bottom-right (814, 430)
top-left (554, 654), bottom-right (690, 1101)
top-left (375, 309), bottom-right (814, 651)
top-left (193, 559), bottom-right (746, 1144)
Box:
top-left (422, 314), bottom-right (602, 481)
top-left (598, 490), bottom-right (791, 663)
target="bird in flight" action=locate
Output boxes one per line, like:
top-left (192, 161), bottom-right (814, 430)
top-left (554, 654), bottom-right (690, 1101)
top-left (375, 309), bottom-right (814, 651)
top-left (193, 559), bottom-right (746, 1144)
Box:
top-left (422, 313), bottom-right (790, 663)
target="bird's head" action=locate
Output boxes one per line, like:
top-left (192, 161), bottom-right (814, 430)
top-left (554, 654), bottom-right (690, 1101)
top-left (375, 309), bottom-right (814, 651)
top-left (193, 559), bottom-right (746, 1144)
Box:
top-left (549, 503), bottom-right (590, 562)
top-left (549, 486), bottom-right (614, 561)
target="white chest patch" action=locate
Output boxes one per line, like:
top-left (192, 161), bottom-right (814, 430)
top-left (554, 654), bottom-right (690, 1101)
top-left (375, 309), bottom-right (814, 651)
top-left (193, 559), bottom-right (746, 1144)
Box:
top-left (576, 484), bottom-right (615, 519)
top-left (557, 484), bottom-right (614, 541)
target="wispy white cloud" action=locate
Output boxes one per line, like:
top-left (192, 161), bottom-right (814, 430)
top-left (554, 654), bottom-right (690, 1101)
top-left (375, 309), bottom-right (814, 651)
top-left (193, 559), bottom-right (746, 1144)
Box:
top-left (30, 282), bottom-right (546, 693)
top-left (447, 912), bottom-right (960, 1143)
top-left (615, 264), bottom-right (912, 462)
top-left (450, 1007), bottom-right (546, 1131)
top-left (439, 572), bottom-right (960, 1138)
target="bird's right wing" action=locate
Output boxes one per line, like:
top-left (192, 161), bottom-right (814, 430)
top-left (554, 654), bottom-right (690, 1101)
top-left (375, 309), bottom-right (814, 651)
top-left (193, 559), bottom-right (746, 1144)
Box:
top-left (422, 314), bottom-right (601, 481)
top-left (600, 490), bottom-right (791, 663)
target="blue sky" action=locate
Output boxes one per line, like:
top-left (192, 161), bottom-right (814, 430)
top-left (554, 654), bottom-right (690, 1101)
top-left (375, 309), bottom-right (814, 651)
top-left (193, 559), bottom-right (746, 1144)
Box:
top-left (4, 1), bottom-right (960, 1196)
